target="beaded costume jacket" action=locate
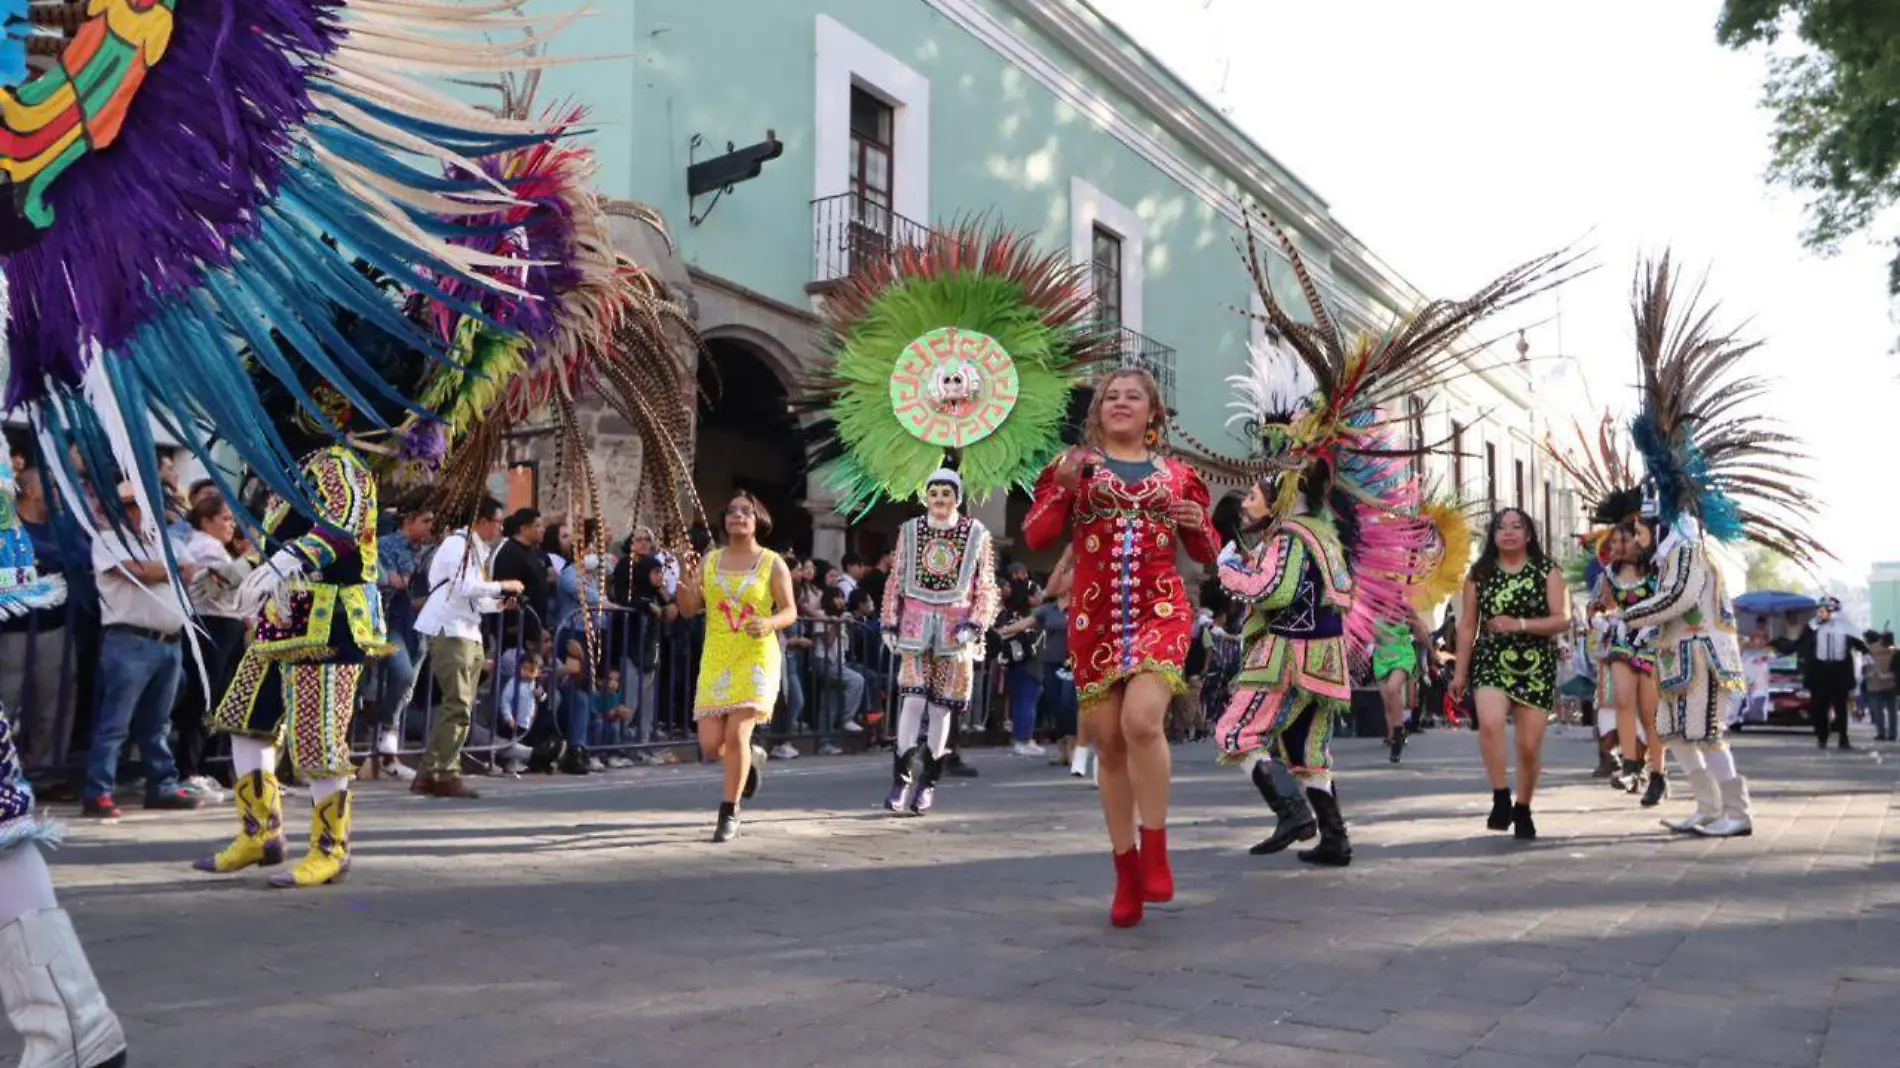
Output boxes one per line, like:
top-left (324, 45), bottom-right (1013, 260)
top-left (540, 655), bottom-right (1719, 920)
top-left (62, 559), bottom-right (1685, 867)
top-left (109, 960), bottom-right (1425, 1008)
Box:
top-left (1219, 515), bottom-right (1353, 700)
top-left (881, 515), bottom-right (999, 657)
top-left (1621, 525), bottom-right (1742, 692)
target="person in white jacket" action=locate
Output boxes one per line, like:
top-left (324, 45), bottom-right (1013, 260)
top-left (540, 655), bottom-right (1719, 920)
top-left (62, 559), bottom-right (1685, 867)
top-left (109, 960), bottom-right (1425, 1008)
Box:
top-left (412, 498), bottom-right (522, 799)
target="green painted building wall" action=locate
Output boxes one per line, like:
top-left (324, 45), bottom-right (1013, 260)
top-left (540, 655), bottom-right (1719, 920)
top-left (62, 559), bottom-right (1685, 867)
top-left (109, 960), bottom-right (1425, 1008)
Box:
top-left (528, 0), bottom-right (1351, 450)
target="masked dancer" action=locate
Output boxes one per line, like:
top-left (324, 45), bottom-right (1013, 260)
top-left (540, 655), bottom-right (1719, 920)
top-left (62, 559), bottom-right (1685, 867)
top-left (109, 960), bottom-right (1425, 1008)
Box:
top-left (879, 470), bottom-right (998, 816)
top-left (1620, 255), bottom-right (1827, 838)
top-left (195, 447), bottom-right (391, 888)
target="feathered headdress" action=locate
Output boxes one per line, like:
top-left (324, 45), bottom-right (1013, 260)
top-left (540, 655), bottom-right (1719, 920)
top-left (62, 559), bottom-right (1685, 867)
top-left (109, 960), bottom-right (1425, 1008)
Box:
top-left (1542, 410), bottom-right (1643, 588)
top-left (1190, 212), bottom-right (1581, 656)
top-left (802, 223), bottom-right (1119, 516)
top-left (1627, 254), bottom-right (1827, 569)
top-left (2, 0), bottom-right (581, 542)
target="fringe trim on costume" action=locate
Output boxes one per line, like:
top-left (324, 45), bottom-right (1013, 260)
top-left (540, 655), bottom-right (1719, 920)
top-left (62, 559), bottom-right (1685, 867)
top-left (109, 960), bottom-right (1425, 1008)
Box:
top-left (1080, 663), bottom-right (1187, 714)
top-left (0, 813), bottom-right (64, 855)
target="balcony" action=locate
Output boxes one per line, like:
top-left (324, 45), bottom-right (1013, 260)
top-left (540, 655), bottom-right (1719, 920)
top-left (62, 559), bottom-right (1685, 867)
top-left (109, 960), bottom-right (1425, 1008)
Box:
top-left (810, 192), bottom-right (931, 288)
top-left (1107, 321), bottom-right (1177, 413)
top-left (809, 194), bottom-right (1176, 411)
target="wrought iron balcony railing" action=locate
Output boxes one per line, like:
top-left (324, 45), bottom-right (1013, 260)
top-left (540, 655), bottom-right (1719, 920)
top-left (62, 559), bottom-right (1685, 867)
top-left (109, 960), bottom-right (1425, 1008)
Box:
top-left (810, 193), bottom-right (931, 285)
top-left (1108, 322), bottom-right (1177, 412)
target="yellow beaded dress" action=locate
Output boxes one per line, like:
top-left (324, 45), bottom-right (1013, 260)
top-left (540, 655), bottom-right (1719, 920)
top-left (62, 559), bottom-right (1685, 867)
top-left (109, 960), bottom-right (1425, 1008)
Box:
top-left (692, 548), bottom-right (785, 722)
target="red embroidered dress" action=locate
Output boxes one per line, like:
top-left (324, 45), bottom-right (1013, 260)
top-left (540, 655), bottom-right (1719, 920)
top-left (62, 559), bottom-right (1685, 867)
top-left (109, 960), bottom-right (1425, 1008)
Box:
top-left (1024, 456), bottom-right (1218, 710)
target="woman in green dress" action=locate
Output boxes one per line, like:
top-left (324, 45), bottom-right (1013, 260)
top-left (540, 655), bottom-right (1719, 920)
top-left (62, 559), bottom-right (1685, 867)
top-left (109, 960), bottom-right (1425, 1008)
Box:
top-left (1451, 508), bottom-right (1571, 839)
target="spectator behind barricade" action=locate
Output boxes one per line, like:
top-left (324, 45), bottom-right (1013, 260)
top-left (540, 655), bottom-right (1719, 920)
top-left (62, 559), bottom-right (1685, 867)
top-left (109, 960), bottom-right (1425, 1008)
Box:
top-left (538, 621), bottom-right (601, 775)
top-left (3, 465), bottom-right (80, 777)
top-left (414, 497), bottom-right (521, 799)
top-left (497, 650), bottom-right (542, 773)
top-left (1037, 574), bottom-right (1079, 769)
top-left (557, 518), bottom-right (614, 634)
top-left (83, 482), bottom-right (206, 819)
top-left (491, 508), bottom-right (549, 650)
top-left (838, 552), bottom-right (868, 601)
top-left (368, 503), bottom-right (434, 780)
top-left (176, 493), bottom-right (255, 794)
top-left (592, 666), bottom-right (638, 768)
top-left (994, 575), bottom-right (1046, 757)
top-left (862, 548), bottom-right (894, 615)
top-left (773, 555), bottom-right (818, 760)
top-left (624, 555), bottom-right (674, 762)
top-left (809, 586), bottom-right (867, 755)
top-left (846, 587), bottom-right (891, 731)
top-left (155, 447), bottom-right (191, 552)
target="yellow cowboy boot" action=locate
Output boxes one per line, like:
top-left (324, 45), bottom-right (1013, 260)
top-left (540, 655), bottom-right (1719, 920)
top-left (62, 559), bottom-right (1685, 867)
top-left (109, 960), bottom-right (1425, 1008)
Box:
top-left (269, 789), bottom-right (351, 888)
top-left (192, 770), bottom-right (286, 873)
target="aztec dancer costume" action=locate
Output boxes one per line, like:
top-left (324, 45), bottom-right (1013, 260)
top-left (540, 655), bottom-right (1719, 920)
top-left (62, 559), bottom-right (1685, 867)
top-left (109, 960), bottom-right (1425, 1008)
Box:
top-left (0, 464), bottom-right (124, 1068)
top-left (1619, 255), bottom-right (1827, 838)
top-left (195, 446), bottom-right (388, 888)
top-left (1190, 216), bottom-right (1573, 867)
top-left (879, 470), bottom-right (997, 816)
top-left (0, 1), bottom-right (697, 889)
top-left (799, 225), bottom-right (1111, 815)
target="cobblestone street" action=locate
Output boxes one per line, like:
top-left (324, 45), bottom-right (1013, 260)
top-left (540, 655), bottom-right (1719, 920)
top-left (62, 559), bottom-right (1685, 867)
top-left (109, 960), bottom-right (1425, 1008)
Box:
top-left (18, 725), bottom-right (1899, 1068)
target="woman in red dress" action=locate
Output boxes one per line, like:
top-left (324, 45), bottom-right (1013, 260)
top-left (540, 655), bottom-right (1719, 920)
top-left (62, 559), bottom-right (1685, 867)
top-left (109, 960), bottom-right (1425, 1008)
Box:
top-left (1023, 368), bottom-right (1218, 927)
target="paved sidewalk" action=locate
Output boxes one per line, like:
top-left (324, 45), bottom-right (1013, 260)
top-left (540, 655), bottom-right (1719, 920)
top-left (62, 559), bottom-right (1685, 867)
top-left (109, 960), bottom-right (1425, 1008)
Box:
top-left (12, 723), bottom-right (1898, 1067)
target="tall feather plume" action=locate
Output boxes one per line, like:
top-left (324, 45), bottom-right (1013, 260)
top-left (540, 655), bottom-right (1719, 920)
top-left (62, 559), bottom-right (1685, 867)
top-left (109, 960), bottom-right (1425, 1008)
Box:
top-left (1627, 253), bottom-right (1828, 569)
top-left (1542, 411), bottom-right (1642, 528)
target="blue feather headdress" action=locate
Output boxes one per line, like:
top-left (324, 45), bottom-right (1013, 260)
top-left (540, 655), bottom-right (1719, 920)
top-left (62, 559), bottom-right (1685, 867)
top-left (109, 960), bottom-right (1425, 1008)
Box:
top-left (1627, 254), bottom-right (1826, 569)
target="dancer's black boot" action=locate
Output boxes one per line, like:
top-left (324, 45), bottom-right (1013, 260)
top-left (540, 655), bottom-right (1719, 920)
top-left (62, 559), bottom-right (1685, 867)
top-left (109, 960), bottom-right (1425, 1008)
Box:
top-left (884, 748), bottom-right (915, 813)
top-left (1248, 759), bottom-right (1317, 855)
top-left (744, 744), bottom-right (766, 799)
top-left (910, 750), bottom-right (943, 815)
top-left (1296, 787), bottom-right (1352, 867)
top-left (1486, 787), bottom-right (1513, 831)
top-left (712, 801), bottom-right (740, 843)
top-left (1387, 725), bottom-right (1407, 764)
top-left (1640, 767), bottom-right (1669, 807)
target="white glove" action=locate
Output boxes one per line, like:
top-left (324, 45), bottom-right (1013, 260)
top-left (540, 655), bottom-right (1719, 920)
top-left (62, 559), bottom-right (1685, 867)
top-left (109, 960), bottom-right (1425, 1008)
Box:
top-left (1217, 541), bottom-right (1243, 569)
top-left (236, 548), bottom-right (305, 619)
top-left (1633, 626), bottom-right (1658, 647)
top-left (953, 622), bottom-right (981, 647)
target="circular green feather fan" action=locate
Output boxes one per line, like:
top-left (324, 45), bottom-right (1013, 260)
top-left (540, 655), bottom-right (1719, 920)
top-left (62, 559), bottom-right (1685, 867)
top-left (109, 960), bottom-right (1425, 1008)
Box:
top-left (805, 225), bottom-right (1117, 516)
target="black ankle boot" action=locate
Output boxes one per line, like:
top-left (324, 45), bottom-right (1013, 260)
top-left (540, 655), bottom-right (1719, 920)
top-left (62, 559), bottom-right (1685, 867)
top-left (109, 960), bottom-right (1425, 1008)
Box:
top-left (1512, 802), bottom-right (1537, 840)
top-left (744, 744), bottom-right (766, 800)
top-left (1487, 787), bottom-right (1513, 831)
top-left (712, 801), bottom-right (740, 843)
top-left (1388, 726), bottom-right (1407, 764)
top-left (1592, 750), bottom-right (1619, 779)
top-left (1249, 760), bottom-right (1317, 855)
top-left (559, 746), bottom-right (592, 775)
top-left (1296, 787), bottom-right (1352, 867)
top-left (1640, 768), bottom-right (1669, 807)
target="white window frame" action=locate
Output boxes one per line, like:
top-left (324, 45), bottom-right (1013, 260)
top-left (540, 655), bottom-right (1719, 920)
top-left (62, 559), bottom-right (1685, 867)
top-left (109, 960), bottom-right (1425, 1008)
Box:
top-left (815, 14), bottom-right (930, 277)
top-left (1070, 177), bottom-right (1146, 337)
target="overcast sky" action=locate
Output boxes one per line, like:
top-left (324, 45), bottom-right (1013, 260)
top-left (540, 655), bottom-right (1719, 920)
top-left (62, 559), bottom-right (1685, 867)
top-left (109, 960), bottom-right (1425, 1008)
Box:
top-left (1091, 0), bottom-right (1896, 585)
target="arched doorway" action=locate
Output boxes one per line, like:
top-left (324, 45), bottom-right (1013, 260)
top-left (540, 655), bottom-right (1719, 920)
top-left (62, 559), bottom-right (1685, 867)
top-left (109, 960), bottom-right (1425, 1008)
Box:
top-left (694, 337), bottom-right (812, 556)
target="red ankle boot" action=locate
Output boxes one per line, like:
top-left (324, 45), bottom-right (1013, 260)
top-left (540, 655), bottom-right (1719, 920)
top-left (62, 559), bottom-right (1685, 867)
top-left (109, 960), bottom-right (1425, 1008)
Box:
top-left (1139, 826), bottom-right (1174, 903)
top-left (1111, 848), bottom-right (1144, 928)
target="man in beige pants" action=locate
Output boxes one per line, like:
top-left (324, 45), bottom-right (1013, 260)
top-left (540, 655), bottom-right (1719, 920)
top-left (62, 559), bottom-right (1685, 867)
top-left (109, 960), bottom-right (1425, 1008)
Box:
top-left (412, 499), bottom-right (521, 799)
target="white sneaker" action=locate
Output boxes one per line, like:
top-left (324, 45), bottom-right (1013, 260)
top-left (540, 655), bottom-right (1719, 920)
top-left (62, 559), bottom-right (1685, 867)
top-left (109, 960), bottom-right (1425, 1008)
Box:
top-left (843, 720), bottom-right (864, 733)
top-left (606, 755), bottom-right (635, 769)
top-left (817, 743), bottom-right (844, 756)
top-left (499, 742), bottom-right (533, 763)
top-left (375, 729), bottom-right (401, 756)
top-left (379, 758), bottom-right (418, 782)
top-left (772, 743), bottom-right (800, 760)
top-left (184, 775), bottom-right (225, 802)
top-left (1022, 741), bottom-right (1046, 757)
top-left (586, 756), bottom-right (606, 773)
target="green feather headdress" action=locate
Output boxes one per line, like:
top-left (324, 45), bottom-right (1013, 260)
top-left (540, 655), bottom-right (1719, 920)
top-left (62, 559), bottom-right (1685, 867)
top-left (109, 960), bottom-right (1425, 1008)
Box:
top-left (803, 224), bottom-right (1118, 516)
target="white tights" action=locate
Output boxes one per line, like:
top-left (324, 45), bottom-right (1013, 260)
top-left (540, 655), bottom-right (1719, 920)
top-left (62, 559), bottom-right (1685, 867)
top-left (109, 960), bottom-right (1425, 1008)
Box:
top-left (0, 847), bottom-right (57, 930)
top-left (1674, 743), bottom-right (1738, 782)
top-left (232, 735), bottom-right (348, 804)
top-left (894, 695), bottom-right (953, 759)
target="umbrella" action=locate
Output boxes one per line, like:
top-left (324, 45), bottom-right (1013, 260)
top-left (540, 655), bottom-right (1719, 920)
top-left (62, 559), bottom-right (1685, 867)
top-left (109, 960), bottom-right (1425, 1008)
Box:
top-left (1734, 590), bottom-right (1817, 615)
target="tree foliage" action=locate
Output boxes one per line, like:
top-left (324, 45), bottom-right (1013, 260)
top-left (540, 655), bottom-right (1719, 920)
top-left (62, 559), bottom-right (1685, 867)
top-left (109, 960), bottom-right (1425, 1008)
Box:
top-left (1717, 1), bottom-right (1900, 295)
top-left (1743, 544), bottom-right (1799, 592)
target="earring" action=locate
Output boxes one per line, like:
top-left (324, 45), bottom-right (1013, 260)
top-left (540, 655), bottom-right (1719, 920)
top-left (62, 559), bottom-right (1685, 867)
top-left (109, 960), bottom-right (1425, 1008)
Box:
top-left (1144, 427), bottom-right (1160, 447)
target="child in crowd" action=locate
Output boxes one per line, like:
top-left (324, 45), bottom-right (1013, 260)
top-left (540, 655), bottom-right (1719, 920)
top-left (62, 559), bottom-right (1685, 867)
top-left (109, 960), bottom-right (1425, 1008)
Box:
top-left (497, 652), bottom-right (543, 773)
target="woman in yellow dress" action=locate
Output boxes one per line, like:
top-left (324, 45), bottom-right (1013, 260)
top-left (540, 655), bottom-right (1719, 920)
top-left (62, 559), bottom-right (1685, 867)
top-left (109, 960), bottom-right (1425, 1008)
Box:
top-left (677, 490), bottom-right (798, 842)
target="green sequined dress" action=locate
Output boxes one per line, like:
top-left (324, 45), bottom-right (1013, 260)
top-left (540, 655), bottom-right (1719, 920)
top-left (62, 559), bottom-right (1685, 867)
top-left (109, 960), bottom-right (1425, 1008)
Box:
top-left (1470, 558), bottom-right (1558, 711)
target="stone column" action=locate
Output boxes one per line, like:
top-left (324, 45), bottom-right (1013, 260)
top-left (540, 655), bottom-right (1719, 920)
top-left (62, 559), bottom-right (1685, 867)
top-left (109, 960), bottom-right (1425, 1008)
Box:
top-left (803, 467), bottom-right (848, 564)
top-left (970, 491), bottom-right (1010, 554)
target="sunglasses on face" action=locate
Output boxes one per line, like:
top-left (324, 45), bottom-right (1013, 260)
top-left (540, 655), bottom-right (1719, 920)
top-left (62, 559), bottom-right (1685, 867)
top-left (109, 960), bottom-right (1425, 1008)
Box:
top-left (725, 506), bottom-right (755, 518)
